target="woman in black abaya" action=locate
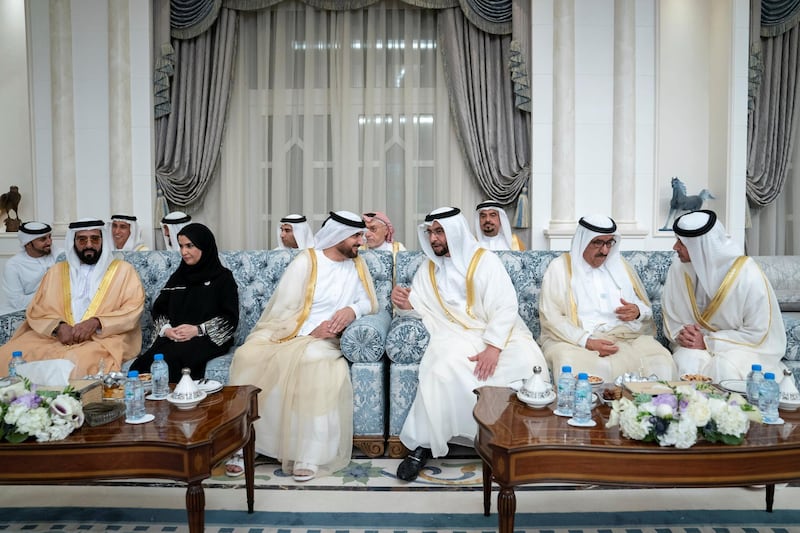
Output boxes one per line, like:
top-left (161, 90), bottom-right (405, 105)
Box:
top-left (131, 223), bottom-right (239, 382)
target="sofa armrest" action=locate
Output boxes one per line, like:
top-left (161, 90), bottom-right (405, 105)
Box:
top-left (385, 315), bottom-right (429, 364)
top-left (0, 310), bottom-right (26, 346)
top-left (340, 309), bottom-right (391, 363)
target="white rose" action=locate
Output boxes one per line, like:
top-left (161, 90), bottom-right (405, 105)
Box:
top-left (655, 403), bottom-right (674, 418)
top-left (0, 382), bottom-right (29, 404)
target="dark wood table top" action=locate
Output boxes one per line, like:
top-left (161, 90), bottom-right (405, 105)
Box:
top-left (0, 385), bottom-right (260, 483)
top-left (474, 385), bottom-right (800, 489)
top-left (475, 385), bottom-right (800, 454)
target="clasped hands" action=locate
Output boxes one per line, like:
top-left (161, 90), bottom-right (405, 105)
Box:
top-left (54, 317), bottom-right (101, 345)
top-left (310, 307), bottom-right (356, 339)
top-left (166, 324), bottom-right (201, 342)
top-left (586, 299), bottom-right (641, 357)
top-left (676, 323), bottom-right (706, 350)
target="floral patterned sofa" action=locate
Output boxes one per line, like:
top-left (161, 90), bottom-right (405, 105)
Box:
top-left (384, 250), bottom-right (800, 458)
top-left (0, 249), bottom-right (394, 457)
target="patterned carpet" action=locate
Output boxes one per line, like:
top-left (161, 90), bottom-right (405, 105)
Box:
top-left (1, 455), bottom-right (799, 532)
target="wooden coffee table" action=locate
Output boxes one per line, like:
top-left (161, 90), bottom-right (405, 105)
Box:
top-left (474, 386), bottom-right (800, 533)
top-left (0, 385), bottom-right (260, 533)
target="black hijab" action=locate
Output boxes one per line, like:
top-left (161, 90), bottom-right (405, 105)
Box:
top-left (171, 223), bottom-right (227, 285)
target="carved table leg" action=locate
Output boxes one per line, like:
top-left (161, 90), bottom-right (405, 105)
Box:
top-left (482, 459), bottom-right (492, 516)
top-left (766, 483), bottom-right (775, 512)
top-left (497, 485), bottom-right (516, 533)
top-left (244, 427), bottom-right (256, 513)
top-left (186, 481), bottom-right (205, 533)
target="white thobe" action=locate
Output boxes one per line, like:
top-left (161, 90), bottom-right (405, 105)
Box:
top-left (399, 250), bottom-right (546, 457)
top-left (477, 234), bottom-right (510, 250)
top-left (662, 256), bottom-right (786, 382)
top-left (298, 251), bottom-right (373, 335)
top-left (0, 251), bottom-right (57, 313)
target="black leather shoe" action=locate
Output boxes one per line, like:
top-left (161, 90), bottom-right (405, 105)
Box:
top-left (396, 446), bottom-right (431, 481)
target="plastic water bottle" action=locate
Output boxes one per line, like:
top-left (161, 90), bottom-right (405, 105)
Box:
top-left (556, 365), bottom-right (575, 416)
top-left (746, 364), bottom-right (764, 404)
top-left (758, 372), bottom-right (780, 423)
top-left (125, 370), bottom-right (146, 420)
top-left (150, 353), bottom-right (169, 399)
top-left (7, 351), bottom-right (25, 382)
top-left (572, 372), bottom-right (593, 424)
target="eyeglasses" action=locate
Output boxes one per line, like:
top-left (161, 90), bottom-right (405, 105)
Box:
top-left (75, 235), bottom-right (102, 245)
top-left (588, 238), bottom-right (616, 249)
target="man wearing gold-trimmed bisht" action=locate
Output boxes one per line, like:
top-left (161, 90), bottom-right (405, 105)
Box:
top-left (227, 211), bottom-right (378, 482)
top-left (393, 207), bottom-right (545, 482)
top-left (539, 215), bottom-right (676, 384)
top-left (0, 218), bottom-right (145, 378)
top-left (663, 209), bottom-right (786, 382)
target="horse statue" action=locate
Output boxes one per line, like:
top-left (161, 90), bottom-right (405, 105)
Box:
top-left (659, 177), bottom-right (715, 231)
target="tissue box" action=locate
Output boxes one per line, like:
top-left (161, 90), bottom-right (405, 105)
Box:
top-left (39, 379), bottom-right (103, 406)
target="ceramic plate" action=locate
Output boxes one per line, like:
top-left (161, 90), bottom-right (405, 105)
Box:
top-left (719, 379), bottom-right (747, 394)
top-left (195, 379), bottom-right (223, 394)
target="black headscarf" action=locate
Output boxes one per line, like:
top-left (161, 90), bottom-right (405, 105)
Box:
top-left (172, 223), bottom-right (227, 285)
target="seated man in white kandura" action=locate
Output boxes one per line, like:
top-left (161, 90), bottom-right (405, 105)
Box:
top-left (392, 206), bottom-right (546, 481)
top-left (539, 215), bottom-right (676, 383)
top-left (663, 209), bottom-right (786, 382)
top-left (226, 211), bottom-right (379, 482)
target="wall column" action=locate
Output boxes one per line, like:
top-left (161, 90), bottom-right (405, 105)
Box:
top-left (108, 0), bottom-right (133, 215)
top-left (545, 0), bottom-right (576, 247)
top-left (50, 0), bottom-right (76, 232)
top-left (612, 0), bottom-right (638, 232)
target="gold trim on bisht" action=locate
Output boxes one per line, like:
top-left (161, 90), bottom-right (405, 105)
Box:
top-left (427, 249), bottom-right (486, 327)
top-left (465, 248), bottom-right (487, 318)
top-left (683, 255), bottom-right (749, 332)
top-left (709, 257), bottom-right (772, 348)
top-left (279, 249), bottom-right (317, 342)
top-left (59, 262), bottom-right (73, 324)
top-left (82, 260), bottom-right (121, 322)
top-left (564, 253), bottom-right (579, 325)
top-left (60, 260), bottom-right (122, 324)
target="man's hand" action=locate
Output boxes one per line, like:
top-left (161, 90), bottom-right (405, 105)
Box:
top-left (677, 323), bottom-right (706, 349)
top-left (309, 320), bottom-right (338, 339)
top-left (71, 317), bottom-right (100, 344)
top-left (55, 323), bottom-right (74, 345)
top-left (615, 298), bottom-right (641, 322)
top-left (391, 286), bottom-right (413, 310)
top-left (586, 337), bottom-right (619, 357)
top-left (166, 324), bottom-right (201, 342)
top-left (468, 345), bottom-right (501, 381)
top-left (328, 307), bottom-right (356, 335)
top-left (309, 307), bottom-right (357, 339)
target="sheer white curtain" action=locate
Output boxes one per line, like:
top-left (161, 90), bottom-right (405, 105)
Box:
top-left (199, 0), bottom-right (480, 250)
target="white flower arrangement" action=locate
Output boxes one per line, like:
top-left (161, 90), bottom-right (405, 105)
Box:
top-left (606, 383), bottom-right (760, 448)
top-left (0, 378), bottom-right (84, 443)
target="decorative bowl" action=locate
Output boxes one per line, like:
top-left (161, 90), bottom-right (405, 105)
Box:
top-left (517, 389), bottom-right (556, 409)
top-left (588, 375), bottom-right (604, 390)
top-left (167, 390), bottom-right (207, 410)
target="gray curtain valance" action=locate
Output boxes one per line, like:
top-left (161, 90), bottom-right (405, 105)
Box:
top-left (171, 0), bottom-right (511, 39)
top-left (761, 0), bottom-right (800, 37)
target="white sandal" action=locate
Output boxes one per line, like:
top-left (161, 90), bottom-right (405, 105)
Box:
top-left (292, 461), bottom-right (317, 482)
top-left (225, 451), bottom-right (245, 478)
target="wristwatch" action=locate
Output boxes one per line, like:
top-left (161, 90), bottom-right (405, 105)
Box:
top-left (196, 324), bottom-right (206, 336)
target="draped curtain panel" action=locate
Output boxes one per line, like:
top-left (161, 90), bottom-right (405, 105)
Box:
top-left (438, 7), bottom-right (530, 206)
top-left (154, 8), bottom-right (238, 211)
top-left (747, 0), bottom-right (800, 208)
